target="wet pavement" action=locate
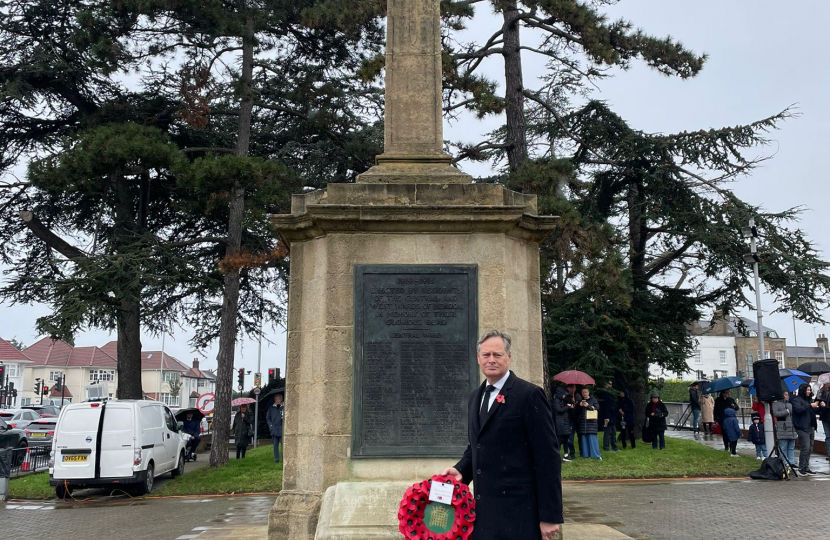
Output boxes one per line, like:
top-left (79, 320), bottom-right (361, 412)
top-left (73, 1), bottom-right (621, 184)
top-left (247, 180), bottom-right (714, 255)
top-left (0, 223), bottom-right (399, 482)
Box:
top-left (0, 494), bottom-right (274, 540)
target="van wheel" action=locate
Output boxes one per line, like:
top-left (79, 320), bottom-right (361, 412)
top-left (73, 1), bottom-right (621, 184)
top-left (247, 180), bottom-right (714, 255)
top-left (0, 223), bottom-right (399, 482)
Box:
top-left (55, 483), bottom-right (72, 500)
top-left (171, 452), bottom-right (185, 478)
top-left (134, 463), bottom-right (154, 495)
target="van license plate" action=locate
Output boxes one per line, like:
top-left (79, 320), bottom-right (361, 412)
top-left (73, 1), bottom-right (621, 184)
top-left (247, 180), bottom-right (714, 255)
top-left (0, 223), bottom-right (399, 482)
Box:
top-left (62, 455), bottom-right (88, 462)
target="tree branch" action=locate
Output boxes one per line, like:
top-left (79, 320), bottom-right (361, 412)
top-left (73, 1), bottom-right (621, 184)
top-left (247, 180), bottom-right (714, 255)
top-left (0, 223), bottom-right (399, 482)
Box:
top-left (19, 211), bottom-right (88, 260)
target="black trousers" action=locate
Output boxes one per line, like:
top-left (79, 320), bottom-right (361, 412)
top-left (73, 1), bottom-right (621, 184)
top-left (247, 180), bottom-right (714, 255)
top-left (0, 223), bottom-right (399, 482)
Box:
top-left (619, 424), bottom-right (636, 448)
top-left (236, 444), bottom-right (247, 459)
top-left (729, 440), bottom-right (738, 455)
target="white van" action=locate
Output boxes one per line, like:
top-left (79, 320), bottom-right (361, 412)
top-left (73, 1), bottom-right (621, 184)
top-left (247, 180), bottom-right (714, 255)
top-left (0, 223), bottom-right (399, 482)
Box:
top-left (49, 400), bottom-right (188, 497)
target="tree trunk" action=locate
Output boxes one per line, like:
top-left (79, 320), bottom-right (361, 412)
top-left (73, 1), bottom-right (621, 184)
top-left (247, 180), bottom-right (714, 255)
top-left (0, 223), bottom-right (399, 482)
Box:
top-left (627, 179), bottom-right (651, 434)
top-left (116, 298), bottom-right (143, 399)
top-left (502, 2), bottom-right (528, 170)
top-left (112, 172), bottom-right (144, 400)
top-left (209, 10), bottom-right (255, 468)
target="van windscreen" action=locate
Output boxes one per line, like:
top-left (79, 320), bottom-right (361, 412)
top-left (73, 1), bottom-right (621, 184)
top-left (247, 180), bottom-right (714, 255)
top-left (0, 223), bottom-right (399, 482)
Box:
top-left (103, 407), bottom-right (133, 433)
top-left (60, 408), bottom-right (101, 433)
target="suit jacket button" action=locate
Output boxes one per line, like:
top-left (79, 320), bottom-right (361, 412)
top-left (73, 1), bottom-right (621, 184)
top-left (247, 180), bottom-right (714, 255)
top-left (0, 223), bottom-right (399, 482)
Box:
top-left (476, 494), bottom-right (481, 500)
top-left (476, 444), bottom-right (481, 449)
top-left (476, 469), bottom-right (481, 474)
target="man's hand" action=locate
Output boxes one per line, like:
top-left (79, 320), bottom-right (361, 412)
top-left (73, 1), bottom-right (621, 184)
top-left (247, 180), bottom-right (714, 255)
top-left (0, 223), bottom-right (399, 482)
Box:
top-left (441, 467), bottom-right (462, 482)
top-left (604, 419), bottom-right (609, 426)
top-left (618, 409), bottom-right (624, 415)
top-left (540, 521), bottom-right (561, 540)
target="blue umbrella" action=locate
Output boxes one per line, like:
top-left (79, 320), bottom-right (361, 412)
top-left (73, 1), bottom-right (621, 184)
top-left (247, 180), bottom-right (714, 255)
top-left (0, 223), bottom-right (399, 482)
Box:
top-left (702, 377), bottom-right (745, 394)
top-left (748, 377), bottom-right (803, 395)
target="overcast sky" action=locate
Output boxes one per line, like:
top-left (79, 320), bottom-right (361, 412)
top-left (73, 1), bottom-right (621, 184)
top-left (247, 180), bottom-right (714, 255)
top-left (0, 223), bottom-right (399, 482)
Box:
top-left (3, 1), bottom-right (829, 375)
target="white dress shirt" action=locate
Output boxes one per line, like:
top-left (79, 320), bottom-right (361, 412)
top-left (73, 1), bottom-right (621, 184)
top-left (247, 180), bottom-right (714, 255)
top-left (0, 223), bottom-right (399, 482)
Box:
top-left (481, 370), bottom-right (511, 413)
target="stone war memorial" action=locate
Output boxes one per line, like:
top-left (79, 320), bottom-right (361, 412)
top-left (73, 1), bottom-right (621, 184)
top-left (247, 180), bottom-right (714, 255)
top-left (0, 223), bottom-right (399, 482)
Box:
top-left (267, 1), bottom-right (557, 539)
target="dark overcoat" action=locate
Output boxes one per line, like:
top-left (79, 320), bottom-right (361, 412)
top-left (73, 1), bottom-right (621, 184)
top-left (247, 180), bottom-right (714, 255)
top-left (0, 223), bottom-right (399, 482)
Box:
top-left (455, 372), bottom-right (563, 540)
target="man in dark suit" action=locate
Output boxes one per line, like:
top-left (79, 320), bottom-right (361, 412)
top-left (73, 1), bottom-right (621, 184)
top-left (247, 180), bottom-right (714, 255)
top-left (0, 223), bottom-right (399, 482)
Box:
top-left (442, 330), bottom-right (563, 540)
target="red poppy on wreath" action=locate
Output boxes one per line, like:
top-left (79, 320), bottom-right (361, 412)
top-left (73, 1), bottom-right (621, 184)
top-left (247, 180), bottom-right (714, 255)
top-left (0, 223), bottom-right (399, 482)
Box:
top-left (398, 474), bottom-right (476, 540)
top-left (495, 394), bottom-right (505, 404)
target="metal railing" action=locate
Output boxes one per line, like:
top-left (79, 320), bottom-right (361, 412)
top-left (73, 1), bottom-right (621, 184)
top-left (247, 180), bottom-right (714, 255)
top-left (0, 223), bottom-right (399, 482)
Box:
top-left (2, 446), bottom-right (50, 478)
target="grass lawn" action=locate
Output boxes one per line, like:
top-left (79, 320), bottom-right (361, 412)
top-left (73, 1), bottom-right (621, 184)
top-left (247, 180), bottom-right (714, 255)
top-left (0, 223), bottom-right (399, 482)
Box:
top-left (8, 472), bottom-right (53, 500)
top-left (561, 437), bottom-right (759, 480)
top-left (155, 444), bottom-right (282, 496)
top-left (8, 445), bottom-right (283, 500)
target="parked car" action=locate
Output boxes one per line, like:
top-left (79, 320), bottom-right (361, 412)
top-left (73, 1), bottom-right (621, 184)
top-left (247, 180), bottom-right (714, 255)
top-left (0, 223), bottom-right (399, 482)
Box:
top-left (50, 400), bottom-right (189, 498)
top-left (0, 416), bottom-right (28, 451)
top-left (0, 409), bottom-right (41, 430)
top-left (25, 418), bottom-right (58, 450)
top-left (22, 404), bottom-right (62, 418)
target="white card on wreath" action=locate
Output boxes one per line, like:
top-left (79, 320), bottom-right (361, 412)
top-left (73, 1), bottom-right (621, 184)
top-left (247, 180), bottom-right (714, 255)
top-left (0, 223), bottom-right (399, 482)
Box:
top-left (428, 480), bottom-right (454, 504)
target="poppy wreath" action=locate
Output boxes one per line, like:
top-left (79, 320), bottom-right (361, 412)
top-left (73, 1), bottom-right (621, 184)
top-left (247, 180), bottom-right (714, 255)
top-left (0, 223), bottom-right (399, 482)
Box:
top-left (398, 474), bottom-right (476, 540)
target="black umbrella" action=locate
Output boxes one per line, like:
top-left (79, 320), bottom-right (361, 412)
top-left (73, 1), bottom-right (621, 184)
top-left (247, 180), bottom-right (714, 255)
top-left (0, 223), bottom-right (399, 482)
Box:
top-left (260, 387), bottom-right (286, 402)
top-left (740, 378), bottom-right (753, 388)
top-left (797, 361), bottom-right (830, 375)
top-left (174, 408), bottom-right (205, 422)
top-left (691, 379), bottom-right (710, 387)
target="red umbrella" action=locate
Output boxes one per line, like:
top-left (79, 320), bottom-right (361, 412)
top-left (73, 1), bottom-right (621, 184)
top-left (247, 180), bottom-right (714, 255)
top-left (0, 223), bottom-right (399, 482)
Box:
top-left (553, 370), bottom-right (595, 385)
top-left (231, 397), bottom-right (256, 407)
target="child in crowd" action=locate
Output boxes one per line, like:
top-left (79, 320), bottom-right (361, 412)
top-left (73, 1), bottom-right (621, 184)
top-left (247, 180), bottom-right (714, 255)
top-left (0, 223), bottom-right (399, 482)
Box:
top-left (747, 413), bottom-right (767, 460)
top-left (723, 408), bottom-right (743, 457)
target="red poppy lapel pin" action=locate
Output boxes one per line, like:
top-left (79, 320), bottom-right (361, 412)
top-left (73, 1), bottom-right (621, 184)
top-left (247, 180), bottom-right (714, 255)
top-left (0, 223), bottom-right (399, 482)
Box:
top-left (495, 394), bottom-right (505, 404)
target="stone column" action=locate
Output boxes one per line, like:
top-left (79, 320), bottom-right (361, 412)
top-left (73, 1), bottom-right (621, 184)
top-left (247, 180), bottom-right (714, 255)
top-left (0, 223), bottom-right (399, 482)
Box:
top-left (357, 0), bottom-right (470, 184)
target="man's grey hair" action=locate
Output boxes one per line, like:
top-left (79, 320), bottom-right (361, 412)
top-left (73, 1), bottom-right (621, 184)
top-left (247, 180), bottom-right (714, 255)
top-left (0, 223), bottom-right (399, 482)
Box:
top-left (477, 329), bottom-right (512, 354)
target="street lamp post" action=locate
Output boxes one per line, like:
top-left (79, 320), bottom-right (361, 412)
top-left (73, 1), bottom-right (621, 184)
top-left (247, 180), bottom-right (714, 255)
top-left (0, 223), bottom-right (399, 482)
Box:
top-left (742, 219), bottom-right (775, 454)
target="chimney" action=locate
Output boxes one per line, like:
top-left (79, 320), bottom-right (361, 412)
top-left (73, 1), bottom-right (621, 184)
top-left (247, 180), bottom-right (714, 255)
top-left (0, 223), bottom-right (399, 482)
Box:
top-left (192, 358), bottom-right (200, 370)
top-left (819, 334), bottom-right (829, 352)
top-left (711, 308), bottom-right (730, 336)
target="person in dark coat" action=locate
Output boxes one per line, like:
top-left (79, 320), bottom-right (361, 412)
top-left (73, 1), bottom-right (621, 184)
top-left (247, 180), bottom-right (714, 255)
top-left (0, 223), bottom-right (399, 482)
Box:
top-left (565, 383), bottom-right (581, 457)
top-left (644, 393), bottom-right (669, 450)
top-left (598, 381), bottom-right (619, 452)
top-left (444, 330), bottom-right (563, 540)
top-left (232, 404), bottom-right (253, 459)
top-left (688, 382), bottom-right (701, 437)
top-left (553, 387), bottom-right (574, 461)
top-left (816, 380), bottom-right (830, 461)
top-left (791, 383), bottom-right (820, 475)
top-left (714, 390), bottom-right (739, 451)
top-left (576, 387), bottom-right (601, 459)
top-left (616, 388), bottom-right (636, 449)
top-left (722, 408), bottom-right (742, 456)
top-left (182, 411), bottom-right (202, 460)
top-left (266, 393), bottom-right (284, 463)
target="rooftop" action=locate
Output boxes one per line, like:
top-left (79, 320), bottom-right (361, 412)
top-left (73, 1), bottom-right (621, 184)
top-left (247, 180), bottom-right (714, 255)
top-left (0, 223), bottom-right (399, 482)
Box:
top-left (786, 346), bottom-right (829, 360)
top-left (0, 338), bottom-right (32, 362)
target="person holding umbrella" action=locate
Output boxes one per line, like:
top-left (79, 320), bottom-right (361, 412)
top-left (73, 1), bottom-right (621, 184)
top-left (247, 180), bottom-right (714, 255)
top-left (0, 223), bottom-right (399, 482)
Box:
top-left (183, 410), bottom-right (202, 460)
top-left (792, 383), bottom-right (821, 475)
top-left (233, 403), bottom-right (254, 459)
top-left (816, 376), bottom-right (830, 461)
top-left (714, 390), bottom-right (739, 451)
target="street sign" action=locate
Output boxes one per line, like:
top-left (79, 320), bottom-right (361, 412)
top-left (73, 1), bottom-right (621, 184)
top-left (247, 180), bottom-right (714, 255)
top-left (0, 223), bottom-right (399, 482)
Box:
top-left (253, 387), bottom-right (261, 395)
top-left (196, 392), bottom-right (215, 414)
top-left (254, 372), bottom-right (262, 388)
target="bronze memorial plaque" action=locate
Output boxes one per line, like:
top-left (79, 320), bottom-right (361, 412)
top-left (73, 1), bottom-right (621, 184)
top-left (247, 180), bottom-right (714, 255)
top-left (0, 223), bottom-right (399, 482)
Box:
top-left (352, 265), bottom-right (479, 457)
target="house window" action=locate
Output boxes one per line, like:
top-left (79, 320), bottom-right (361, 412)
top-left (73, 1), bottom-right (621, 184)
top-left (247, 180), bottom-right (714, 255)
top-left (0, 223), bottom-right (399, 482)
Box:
top-left (775, 351), bottom-right (784, 366)
top-left (6, 364), bottom-right (18, 377)
top-left (164, 372), bottom-right (180, 383)
top-left (694, 351), bottom-right (702, 364)
top-left (197, 379), bottom-right (206, 388)
top-left (757, 350), bottom-right (770, 360)
top-left (719, 351), bottom-right (727, 365)
top-left (49, 371), bottom-right (63, 381)
top-left (89, 370), bottom-right (115, 382)
top-left (161, 393), bottom-right (180, 407)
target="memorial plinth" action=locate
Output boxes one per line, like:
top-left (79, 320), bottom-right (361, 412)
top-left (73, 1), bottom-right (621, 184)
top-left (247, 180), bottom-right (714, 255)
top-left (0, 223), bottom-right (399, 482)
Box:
top-left (268, 183), bottom-right (556, 540)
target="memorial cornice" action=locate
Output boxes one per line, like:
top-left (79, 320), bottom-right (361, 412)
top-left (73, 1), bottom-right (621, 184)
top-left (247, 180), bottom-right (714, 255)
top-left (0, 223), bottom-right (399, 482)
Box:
top-left (271, 203), bottom-right (558, 246)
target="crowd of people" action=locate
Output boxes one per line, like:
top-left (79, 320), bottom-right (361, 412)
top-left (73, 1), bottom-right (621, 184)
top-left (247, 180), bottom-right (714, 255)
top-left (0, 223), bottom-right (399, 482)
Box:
top-left (687, 379), bottom-right (830, 475)
top-left (553, 381), bottom-right (670, 461)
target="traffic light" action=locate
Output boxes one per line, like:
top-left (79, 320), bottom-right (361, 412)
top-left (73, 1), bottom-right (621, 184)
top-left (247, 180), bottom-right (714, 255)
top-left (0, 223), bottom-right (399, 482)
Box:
top-left (0, 365), bottom-right (5, 381)
top-left (54, 376), bottom-right (62, 392)
top-left (237, 368), bottom-right (245, 390)
top-left (34, 380), bottom-right (41, 394)
top-left (268, 368), bottom-right (276, 385)
top-left (42, 385), bottom-right (49, 396)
